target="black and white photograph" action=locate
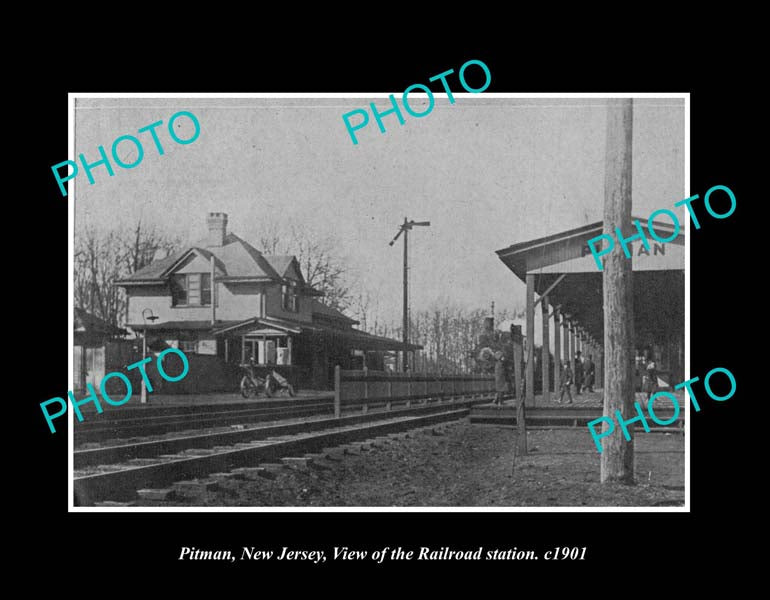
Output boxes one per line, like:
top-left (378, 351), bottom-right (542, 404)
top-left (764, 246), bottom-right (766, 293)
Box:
top-left (69, 94), bottom-right (686, 509)
top-left (21, 34), bottom-right (753, 584)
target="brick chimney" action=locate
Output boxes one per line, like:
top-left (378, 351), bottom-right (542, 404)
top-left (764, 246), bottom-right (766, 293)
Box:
top-left (206, 212), bottom-right (228, 247)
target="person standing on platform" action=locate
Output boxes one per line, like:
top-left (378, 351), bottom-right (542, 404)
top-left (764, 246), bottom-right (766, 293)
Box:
top-left (493, 350), bottom-right (508, 408)
top-left (584, 353), bottom-right (595, 393)
top-left (574, 350), bottom-right (584, 395)
top-left (643, 356), bottom-right (658, 401)
top-left (558, 361), bottom-right (574, 404)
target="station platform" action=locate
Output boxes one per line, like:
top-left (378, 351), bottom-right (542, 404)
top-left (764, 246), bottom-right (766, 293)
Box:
top-left (470, 388), bottom-right (686, 428)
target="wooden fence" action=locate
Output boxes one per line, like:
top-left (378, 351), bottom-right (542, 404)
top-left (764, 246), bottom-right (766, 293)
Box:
top-left (333, 366), bottom-right (494, 418)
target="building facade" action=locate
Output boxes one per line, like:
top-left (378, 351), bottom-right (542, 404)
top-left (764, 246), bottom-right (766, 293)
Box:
top-left (117, 213), bottom-right (417, 390)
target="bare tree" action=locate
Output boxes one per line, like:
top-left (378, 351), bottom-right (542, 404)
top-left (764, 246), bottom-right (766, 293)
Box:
top-left (352, 290), bottom-right (373, 332)
top-left (123, 219), bottom-right (181, 274)
top-left (74, 221), bottom-right (181, 328)
top-left (74, 228), bottom-right (126, 328)
top-left (374, 301), bottom-right (525, 374)
top-left (249, 220), bottom-right (354, 313)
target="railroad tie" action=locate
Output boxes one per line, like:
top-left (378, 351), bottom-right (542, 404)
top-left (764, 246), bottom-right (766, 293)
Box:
top-left (231, 467), bottom-right (274, 481)
top-left (173, 479), bottom-right (219, 498)
top-left (302, 453), bottom-right (337, 471)
top-left (321, 447), bottom-right (346, 461)
top-left (209, 472), bottom-right (240, 482)
top-left (136, 488), bottom-right (175, 501)
top-left (260, 462), bottom-right (289, 474)
top-left (281, 457), bottom-right (312, 471)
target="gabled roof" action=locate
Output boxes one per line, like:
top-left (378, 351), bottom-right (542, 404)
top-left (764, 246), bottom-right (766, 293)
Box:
top-left (158, 247), bottom-right (227, 278)
top-left (215, 233), bottom-right (281, 279)
top-left (264, 255), bottom-right (308, 286)
top-left (212, 316), bottom-right (304, 336)
top-left (496, 216), bottom-right (684, 280)
top-left (495, 216), bottom-right (685, 346)
top-left (118, 232), bottom-right (283, 284)
top-left (118, 249), bottom-right (188, 282)
top-left (74, 307), bottom-right (125, 336)
top-left (264, 255), bottom-right (294, 277)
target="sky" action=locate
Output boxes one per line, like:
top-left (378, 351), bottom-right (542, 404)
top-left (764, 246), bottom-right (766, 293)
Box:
top-left (73, 96), bottom-right (685, 333)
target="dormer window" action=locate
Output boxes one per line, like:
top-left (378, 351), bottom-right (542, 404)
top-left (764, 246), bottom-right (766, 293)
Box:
top-left (172, 273), bottom-right (212, 306)
top-left (282, 281), bottom-right (299, 313)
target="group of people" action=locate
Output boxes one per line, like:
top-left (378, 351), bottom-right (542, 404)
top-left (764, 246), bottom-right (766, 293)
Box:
top-left (486, 347), bottom-right (597, 408)
top-left (557, 351), bottom-right (595, 404)
top-left (478, 316), bottom-right (659, 409)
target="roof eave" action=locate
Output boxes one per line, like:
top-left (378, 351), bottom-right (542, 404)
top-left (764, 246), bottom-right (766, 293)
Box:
top-left (115, 279), bottom-right (166, 286)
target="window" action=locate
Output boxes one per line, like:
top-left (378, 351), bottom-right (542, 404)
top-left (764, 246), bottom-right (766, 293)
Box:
top-left (243, 336), bottom-right (290, 365)
top-left (282, 282), bottom-right (299, 312)
top-left (179, 340), bottom-right (197, 354)
top-left (187, 273), bottom-right (201, 305)
top-left (171, 275), bottom-right (187, 305)
top-left (201, 273), bottom-right (211, 305)
top-left (171, 273), bottom-right (212, 306)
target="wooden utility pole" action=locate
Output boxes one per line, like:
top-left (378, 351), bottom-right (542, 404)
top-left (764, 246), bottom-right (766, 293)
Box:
top-left (402, 220), bottom-right (409, 371)
top-left (553, 306), bottom-right (561, 391)
top-left (601, 98), bottom-right (635, 484)
top-left (541, 296), bottom-right (550, 404)
top-left (511, 325), bottom-right (526, 455)
top-left (525, 273), bottom-right (535, 407)
top-left (511, 326), bottom-right (523, 405)
top-left (389, 218), bottom-right (430, 372)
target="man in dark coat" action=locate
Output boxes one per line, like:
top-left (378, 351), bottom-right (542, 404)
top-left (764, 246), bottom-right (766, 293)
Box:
top-left (574, 350), bottom-right (584, 395)
top-left (493, 350), bottom-right (508, 407)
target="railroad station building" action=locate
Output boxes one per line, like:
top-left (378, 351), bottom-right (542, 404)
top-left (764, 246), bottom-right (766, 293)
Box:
top-left (116, 212), bottom-right (417, 390)
top-left (496, 217), bottom-right (684, 404)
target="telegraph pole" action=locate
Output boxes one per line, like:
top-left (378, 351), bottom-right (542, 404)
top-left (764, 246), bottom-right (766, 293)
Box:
top-left (601, 98), bottom-right (635, 484)
top-left (403, 218), bottom-right (409, 370)
top-left (390, 217), bottom-right (430, 372)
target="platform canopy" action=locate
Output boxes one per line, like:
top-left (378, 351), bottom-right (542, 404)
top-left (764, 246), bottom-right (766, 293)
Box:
top-left (495, 217), bottom-right (684, 345)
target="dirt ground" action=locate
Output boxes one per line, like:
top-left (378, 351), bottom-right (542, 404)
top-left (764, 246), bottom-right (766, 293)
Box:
top-left (141, 419), bottom-right (685, 508)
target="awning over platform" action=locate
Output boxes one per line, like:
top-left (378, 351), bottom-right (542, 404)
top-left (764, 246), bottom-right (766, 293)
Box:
top-left (129, 313), bottom-right (421, 353)
top-left (212, 316), bottom-right (303, 336)
top-left (334, 329), bottom-right (423, 352)
top-left (495, 217), bottom-right (684, 343)
top-left (126, 320), bottom-right (220, 332)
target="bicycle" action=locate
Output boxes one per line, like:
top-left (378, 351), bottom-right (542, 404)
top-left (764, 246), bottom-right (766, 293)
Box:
top-left (239, 362), bottom-right (271, 398)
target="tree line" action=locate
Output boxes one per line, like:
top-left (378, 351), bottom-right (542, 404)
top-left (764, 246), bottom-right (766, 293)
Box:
top-left (359, 303), bottom-right (525, 373)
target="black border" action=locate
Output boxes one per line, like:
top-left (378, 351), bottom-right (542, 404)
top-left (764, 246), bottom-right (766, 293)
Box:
top-left (29, 38), bottom-right (747, 581)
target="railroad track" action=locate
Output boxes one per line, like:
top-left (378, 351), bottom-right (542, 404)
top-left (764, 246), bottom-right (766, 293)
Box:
top-left (75, 397), bottom-right (335, 444)
top-left (73, 394), bottom-right (492, 506)
top-left (469, 404), bottom-right (684, 428)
